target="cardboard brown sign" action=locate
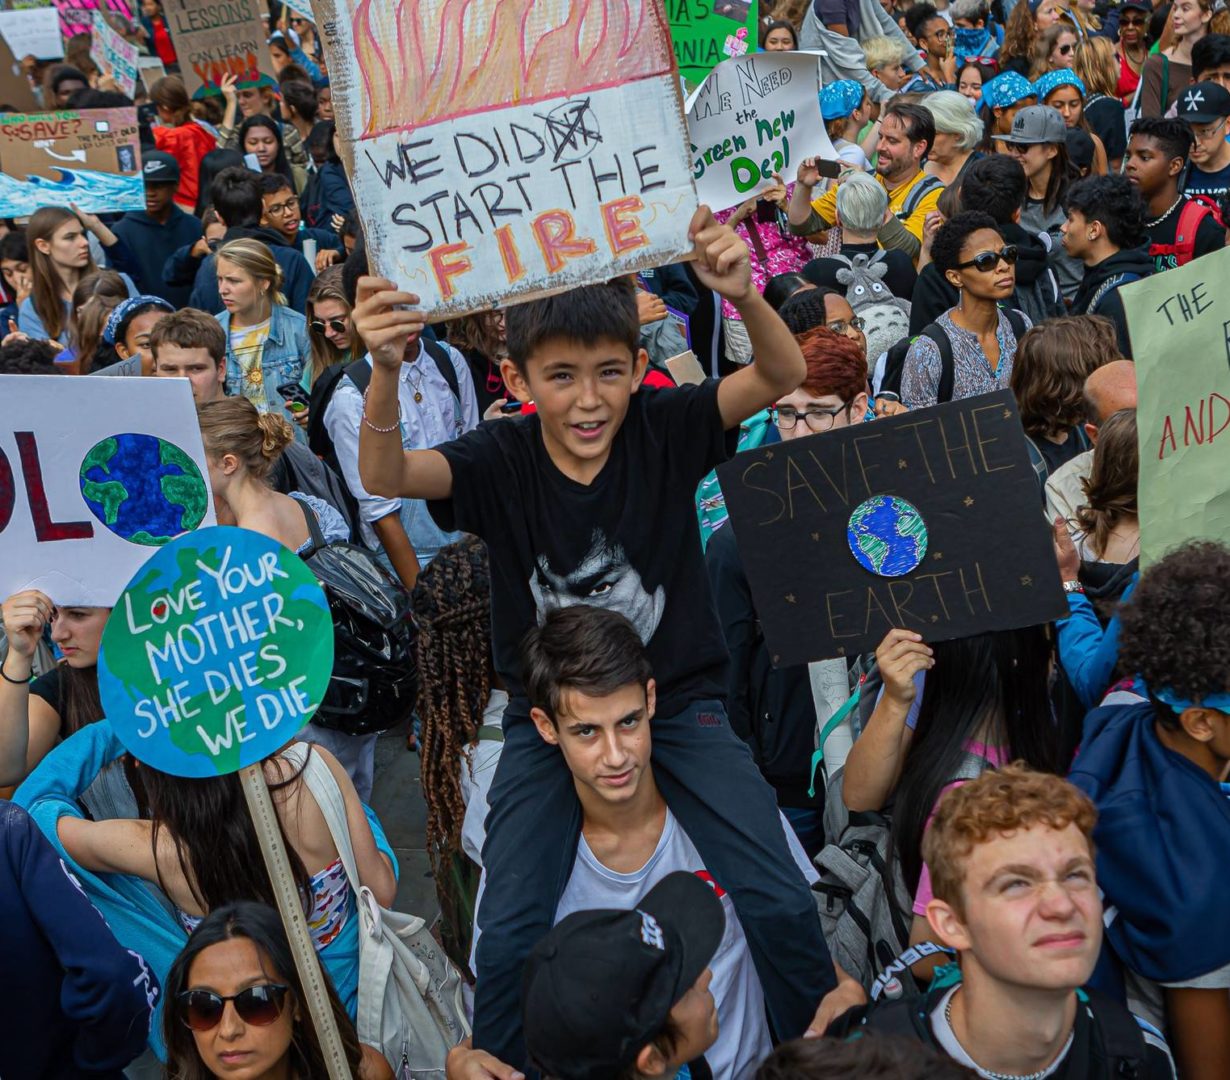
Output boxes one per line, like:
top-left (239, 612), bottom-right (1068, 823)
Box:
top-left (716, 390), bottom-right (1067, 664)
top-left (162, 0), bottom-right (272, 99)
top-left (0, 34), bottom-right (39, 113)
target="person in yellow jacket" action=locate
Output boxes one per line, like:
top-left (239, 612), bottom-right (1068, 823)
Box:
top-left (787, 101), bottom-right (945, 264)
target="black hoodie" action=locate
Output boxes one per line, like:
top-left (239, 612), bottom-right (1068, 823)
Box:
top-left (908, 222), bottom-right (1056, 335)
top-left (1069, 246), bottom-right (1154, 358)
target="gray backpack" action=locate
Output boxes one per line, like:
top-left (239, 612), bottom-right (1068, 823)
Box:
top-left (814, 753), bottom-right (993, 993)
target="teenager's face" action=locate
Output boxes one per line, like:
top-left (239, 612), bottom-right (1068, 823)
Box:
top-left (1049, 31), bottom-right (1078, 70)
top-left (1172, 0), bottom-right (1211, 39)
top-left (504, 337), bottom-right (647, 476)
top-left (532, 681), bottom-right (657, 808)
top-left (185, 938), bottom-right (296, 1080)
top-left (118, 309), bottom-right (170, 375)
top-left (155, 344), bottom-right (226, 402)
top-left (261, 185), bottom-right (301, 238)
top-left (216, 258), bottom-right (267, 317)
top-left (1003, 138), bottom-right (1057, 180)
top-left (145, 181), bottom-right (177, 217)
top-left (1061, 208), bottom-right (1093, 260)
top-left (40, 217), bottom-right (91, 271)
top-left (1189, 116), bottom-right (1230, 166)
top-left (873, 60), bottom-right (910, 91)
top-left (1, 257), bottom-right (28, 291)
top-left (823, 294), bottom-right (867, 357)
top-left (205, 220), bottom-right (227, 246)
top-left (237, 87), bottom-right (270, 118)
top-left (993, 97), bottom-right (1035, 134)
top-left (269, 44), bottom-right (289, 73)
top-left (1125, 134), bottom-right (1181, 198)
top-left (957, 67), bottom-right (985, 101)
top-left (311, 297), bottom-right (352, 349)
top-left (932, 823), bottom-right (1100, 992)
top-left (1118, 9), bottom-right (1147, 46)
top-left (763, 26), bottom-right (795, 50)
top-left (920, 17), bottom-right (951, 59)
top-left (317, 87), bottom-right (333, 121)
top-left (1035, 0), bottom-right (1062, 30)
top-left (244, 126), bottom-right (279, 170)
top-left (50, 606), bottom-right (109, 667)
top-left (774, 388), bottom-right (869, 442)
top-left (1046, 86), bottom-right (1083, 127)
top-left (1197, 63), bottom-right (1230, 90)
top-left (54, 78), bottom-right (86, 108)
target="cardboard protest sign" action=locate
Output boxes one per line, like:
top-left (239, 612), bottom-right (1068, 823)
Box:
top-left (97, 527), bottom-right (333, 778)
top-left (717, 390), bottom-right (1067, 664)
top-left (137, 53), bottom-right (167, 86)
top-left (668, 0), bottom-right (759, 89)
top-left (162, 0), bottom-right (273, 99)
top-left (0, 8), bottom-right (62, 60)
top-left (1122, 246), bottom-right (1230, 566)
top-left (90, 11), bottom-right (139, 96)
top-left (0, 107), bottom-right (143, 216)
top-left (0, 375), bottom-right (216, 607)
top-left (314, 0), bottom-right (698, 318)
top-left (687, 51), bottom-right (834, 212)
top-left (0, 33), bottom-right (40, 112)
top-left (89, 354), bottom-right (143, 376)
top-left (53, 0), bottom-right (133, 44)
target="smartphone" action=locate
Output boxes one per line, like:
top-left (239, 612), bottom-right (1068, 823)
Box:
top-left (814, 159), bottom-right (843, 179)
top-left (499, 400), bottom-right (524, 414)
top-left (277, 382), bottom-right (310, 411)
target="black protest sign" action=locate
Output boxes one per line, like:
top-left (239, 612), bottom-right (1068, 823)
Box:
top-left (717, 390), bottom-right (1066, 664)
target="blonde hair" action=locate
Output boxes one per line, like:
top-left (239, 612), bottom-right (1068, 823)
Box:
top-left (863, 36), bottom-right (907, 74)
top-left (197, 397), bottom-right (294, 481)
top-left (215, 238), bottom-right (286, 309)
top-left (1073, 35), bottom-right (1118, 97)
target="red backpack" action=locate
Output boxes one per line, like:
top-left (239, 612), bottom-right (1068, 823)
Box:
top-left (1149, 198), bottom-right (1223, 267)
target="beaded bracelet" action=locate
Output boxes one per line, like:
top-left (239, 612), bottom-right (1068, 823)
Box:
top-left (361, 386), bottom-right (401, 433)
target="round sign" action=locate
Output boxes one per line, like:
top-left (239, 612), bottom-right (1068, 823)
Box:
top-left (79, 432), bottom-right (210, 545)
top-left (846, 495), bottom-right (928, 578)
top-left (98, 526), bottom-right (334, 778)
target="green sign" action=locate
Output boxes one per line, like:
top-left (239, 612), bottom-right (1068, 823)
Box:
top-left (1121, 246), bottom-right (1230, 566)
top-left (98, 526), bottom-right (334, 778)
top-left (667, 0), bottom-right (761, 90)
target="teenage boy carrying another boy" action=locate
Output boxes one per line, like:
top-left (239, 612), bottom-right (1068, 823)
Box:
top-left (354, 208), bottom-right (851, 1067)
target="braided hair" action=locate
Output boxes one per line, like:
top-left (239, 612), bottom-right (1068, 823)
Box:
top-left (411, 537), bottom-right (493, 885)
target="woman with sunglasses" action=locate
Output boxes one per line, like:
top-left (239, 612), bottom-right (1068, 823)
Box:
top-left (164, 901), bottom-right (392, 1079)
top-left (1114, 0), bottom-right (1151, 103)
top-left (900, 211), bottom-right (1030, 411)
top-left (1030, 22), bottom-right (1080, 80)
top-left (1033, 70), bottom-right (1110, 174)
top-left (304, 268), bottom-right (356, 387)
top-left (1140, 0), bottom-right (1214, 117)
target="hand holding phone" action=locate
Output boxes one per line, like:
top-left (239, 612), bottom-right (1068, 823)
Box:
top-left (277, 381), bottom-right (310, 411)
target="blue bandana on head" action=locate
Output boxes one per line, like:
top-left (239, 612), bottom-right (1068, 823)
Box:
top-left (1034, 69), bottom-right (1086, 102)
top-left (102, 295), bottom-right (175, 346)
top-left (1153, 686), bottom-right (1230, 715)
top-left (820, 79), bottom-right (865, 121)
top-left (979, 71), bottom-right (1036, 113)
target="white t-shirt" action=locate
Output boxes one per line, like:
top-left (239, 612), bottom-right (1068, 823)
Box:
top-left (459, 689), bottom-right (508, 866)
top-left (554, 809), bottom-right (818, 1080)
top-left (930, 986), bottom-right (1072, 1078)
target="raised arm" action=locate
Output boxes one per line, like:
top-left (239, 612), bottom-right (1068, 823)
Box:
top-left (0, 591), bottom-right (55, 787)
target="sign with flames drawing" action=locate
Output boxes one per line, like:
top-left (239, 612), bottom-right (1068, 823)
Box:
top-left (313, 0), bottom-right (699, 318)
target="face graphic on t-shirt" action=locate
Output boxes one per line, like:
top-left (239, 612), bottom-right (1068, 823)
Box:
top-left (529, 531), bottom-right (665, 644)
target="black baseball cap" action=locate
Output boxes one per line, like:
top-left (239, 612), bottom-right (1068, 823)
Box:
top-left (1178, 81), bottom-right (1230, 125)
top-left (142, 151), bottom-right (181, 185)
top-left (522, 872), bottom-right (725, 1080)
top-left (1120, 0), bottom-right (1151, 14)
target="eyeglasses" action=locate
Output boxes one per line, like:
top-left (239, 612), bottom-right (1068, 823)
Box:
top-left (310, 317), bottom-right (349, 336)
top-left (1193, 118), bottom-right (1228, 142)
top-left (1057, 43), bottom-right (1074, 55)
top-left (827, 315), bottom-right (865, 334)
top-left (1120, 16), bottom-right (1146, 26)
top-left (177, 985), bottom-right (289, 1031)
top-left (264, 198), bottom-right (298, 217)
top-left (772, 403), bottom-right (850, 432)
top-left (956, 245), bottom-right (1019, 272)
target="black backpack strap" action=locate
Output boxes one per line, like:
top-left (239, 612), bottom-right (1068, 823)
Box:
top-left (1082, 987), bottom-right (1150, 1079)
top-left (1003, 307), bottom-right (1028, 339)
top-left (343, 356), bottom-right (373, 395)
top-left (422, 337), bottom-right (461, 403)
top-left (291, 493), bottom-right (327, 558)
top-left (898, 175), bottom-right (943, 220)
top-left (306, 360), bottom-right (351, 460)
top-left (920, 324), bottom-right (955, 404)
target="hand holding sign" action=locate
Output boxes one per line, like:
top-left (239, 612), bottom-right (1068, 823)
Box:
top-left (352, 277), bottom-right (426, 373)
top-left (688, 206), bottom-right (753, 304)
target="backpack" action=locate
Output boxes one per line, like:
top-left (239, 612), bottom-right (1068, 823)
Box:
top-left (268, 440), bottom-right (362, 546)
top-left (881, 308), bottom-right (1028, 404)
top-left (812, 750), bottom-right (994, 994)
top-left (1148, 198), bottom-right (1219, 267)
top-left (896, 175), bottom-right (944, 223)
top-left (308, 338), bottom-right (463, 473)
top-left (1011, 266), bottom-right (1066, 325)
top-left (293, 497), bottom-right (419, 735)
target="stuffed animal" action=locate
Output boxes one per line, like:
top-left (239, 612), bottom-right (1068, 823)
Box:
top-left (834, 252), bottom-right (911, 364)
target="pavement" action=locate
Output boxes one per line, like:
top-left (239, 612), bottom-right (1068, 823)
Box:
top-left (369, 723), bottom-right (440, 923)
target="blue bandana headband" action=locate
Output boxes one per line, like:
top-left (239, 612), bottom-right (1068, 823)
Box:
top-left (1034, 69), bottom-right (1087, 102)
top-left (821, 79), bottom-right (865, 121)
top-left (1153, 686), bottom-right (1230, 714)
top-left (980, 71), bottom-right (1036, 112)
top-left (102, 295), bottom-right (175, 346)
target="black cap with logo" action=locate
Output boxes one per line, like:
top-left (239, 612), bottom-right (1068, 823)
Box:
top-left (521, 872), bottom-right (725, 1080)
top-left (1178, 81), bottom-right (1230, 126)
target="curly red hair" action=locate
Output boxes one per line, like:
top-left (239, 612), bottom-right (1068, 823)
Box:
top-left (794, 324), bottom-right (868, 402)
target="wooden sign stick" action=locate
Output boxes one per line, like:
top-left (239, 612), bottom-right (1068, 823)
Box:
top-left (239, 763), bottom-right (353, 1079)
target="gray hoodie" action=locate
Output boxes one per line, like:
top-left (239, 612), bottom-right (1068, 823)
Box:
top-left (799, 0), bottom-right (924, 104)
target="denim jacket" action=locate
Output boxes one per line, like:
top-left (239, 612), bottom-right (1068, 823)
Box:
top-left (215, 304), bottom-right (309, 430)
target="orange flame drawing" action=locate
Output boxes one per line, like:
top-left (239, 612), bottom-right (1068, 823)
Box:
top-left (351, 0), bottom-right (676, 137)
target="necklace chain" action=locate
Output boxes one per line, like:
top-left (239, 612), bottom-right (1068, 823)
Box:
top-left (943, 994), bottom-right (1055, 1080)
top-left (1146, 196), bottom-right (1184, 228)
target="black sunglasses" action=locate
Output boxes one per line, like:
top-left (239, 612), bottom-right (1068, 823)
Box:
top-left (310, 317), bottom-right (349, 336)
top-left (1058, 43), bottom-right (1074, 55)
top-left (177, 985), bottom-right (289, 1031)
top-left (956, 244), bottom-right (1019, 272)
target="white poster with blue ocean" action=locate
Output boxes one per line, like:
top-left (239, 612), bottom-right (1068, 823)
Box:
top-left (0, 108), bottom-right (144, 217)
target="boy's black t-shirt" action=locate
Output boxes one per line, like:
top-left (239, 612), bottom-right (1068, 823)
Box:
top-left (428, 380), bottom-right (738, 715)
top-left (1144, 198), bottom-right (1225, 272)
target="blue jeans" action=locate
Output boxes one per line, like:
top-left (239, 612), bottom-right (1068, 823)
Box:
top-left (472, 698), bottom-right (836, 1067)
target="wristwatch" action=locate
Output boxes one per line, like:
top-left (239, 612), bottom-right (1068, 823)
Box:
top-left (1062, 580), bottom-right (1085, 594)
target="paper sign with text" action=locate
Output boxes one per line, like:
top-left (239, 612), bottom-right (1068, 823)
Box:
top-left (53, 0), bottom-right (133, 45)
top-left (687, 51), bottom-right (832, 212)
top-left (0, 107), bottom-right (143, 216)
top-left (716, 390), bottom-right (1066, 663)
top-left (0, 375), bottom-right (216, 607)
top-left (91, 11), bottom-right (139, 97)
top-left (98, 527), bottom-right (334, 778)
top-left (314, 0), bottom-right (698, 319)
top-left (162, 0), bottom-right (272, 99)
top-left (668, 0), bottom-right (759, 90)
top-left (1122, 246), bottom-right (1230, 566)
top-left (0, 8), bottom-right (62, 60)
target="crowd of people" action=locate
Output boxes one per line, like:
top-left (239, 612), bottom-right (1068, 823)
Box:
top-left (1, 1), bottom-right (1229, 1078)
